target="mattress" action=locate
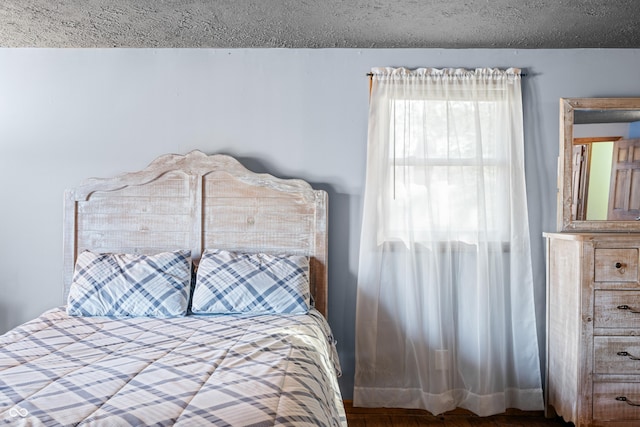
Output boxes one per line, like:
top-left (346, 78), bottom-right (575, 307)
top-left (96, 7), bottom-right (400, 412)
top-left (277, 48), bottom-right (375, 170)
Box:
top-left (0, 307), bottom-right (346, 426)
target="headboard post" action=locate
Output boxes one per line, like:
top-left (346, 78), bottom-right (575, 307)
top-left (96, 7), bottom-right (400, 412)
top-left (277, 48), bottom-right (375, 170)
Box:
top-left (62, 190), bottom-right (78, 301)
top-left (312, 190), bottom-right (329, 317)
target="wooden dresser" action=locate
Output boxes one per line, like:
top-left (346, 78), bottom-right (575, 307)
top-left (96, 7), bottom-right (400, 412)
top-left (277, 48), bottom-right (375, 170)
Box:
top-left (545, 232), bottom-right (640, 427)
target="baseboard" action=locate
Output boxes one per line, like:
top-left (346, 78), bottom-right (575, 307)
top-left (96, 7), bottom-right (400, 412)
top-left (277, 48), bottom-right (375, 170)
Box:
top-left (343, 400), bottom-right (546, 418)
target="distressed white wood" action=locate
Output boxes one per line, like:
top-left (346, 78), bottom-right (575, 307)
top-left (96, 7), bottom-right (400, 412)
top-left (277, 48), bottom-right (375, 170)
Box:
top-left (593, 382), bottom-right (640, 422)
top-left (594, 249), bottom-right (639, 283)
top-left (594, 291), bottom-right (640, 329)
top-left (559, 98), bottom-right (640, 232)
top-left (594, 336), bottom-right (640, 374)
top-left (545, 234), bottom-right (585, 425)
top-left (63, 150), bottom-right (329, 317)
top-left (545, 232), bottom-right (640, 427)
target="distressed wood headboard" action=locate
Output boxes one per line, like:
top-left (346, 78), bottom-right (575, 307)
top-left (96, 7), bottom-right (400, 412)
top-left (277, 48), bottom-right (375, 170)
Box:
top-left (62, 150), bottom-right (329, 316)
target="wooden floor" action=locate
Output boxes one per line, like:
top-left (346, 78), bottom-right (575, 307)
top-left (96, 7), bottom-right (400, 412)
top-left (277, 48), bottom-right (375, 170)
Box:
top-left (344, 402), bottom-right (574, 426)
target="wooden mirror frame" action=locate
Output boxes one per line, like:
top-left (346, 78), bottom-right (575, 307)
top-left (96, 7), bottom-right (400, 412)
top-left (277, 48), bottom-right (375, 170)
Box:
top-left (559, 97), bottom-right (640, 232)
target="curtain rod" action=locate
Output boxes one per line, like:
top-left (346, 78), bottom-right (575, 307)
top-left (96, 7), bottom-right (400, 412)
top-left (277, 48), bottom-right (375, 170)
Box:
top-left (366, 72), bottom-right (528, 77)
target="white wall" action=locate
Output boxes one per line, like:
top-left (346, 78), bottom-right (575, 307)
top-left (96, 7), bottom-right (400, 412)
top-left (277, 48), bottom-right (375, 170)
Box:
top-left (2, 48), bottom-right (640, 399)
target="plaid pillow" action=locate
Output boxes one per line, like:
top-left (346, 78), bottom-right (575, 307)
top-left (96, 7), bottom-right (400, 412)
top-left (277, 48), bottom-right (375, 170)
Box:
top-left (67, 250), bottom-right (192, 318)
top-left (191, 249), bottom-right (310, 314)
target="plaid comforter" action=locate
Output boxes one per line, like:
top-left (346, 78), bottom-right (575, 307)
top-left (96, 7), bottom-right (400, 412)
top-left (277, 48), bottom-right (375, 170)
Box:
top-left (0, 308), bottom-right (346, 426)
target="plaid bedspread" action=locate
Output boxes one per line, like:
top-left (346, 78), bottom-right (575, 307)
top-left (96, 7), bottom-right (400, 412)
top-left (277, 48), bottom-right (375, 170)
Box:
top-left (0, 308), bottom-right (346, 426)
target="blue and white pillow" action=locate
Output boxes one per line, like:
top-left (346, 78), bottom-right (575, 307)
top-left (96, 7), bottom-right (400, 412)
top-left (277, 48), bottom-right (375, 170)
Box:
top-left (67, 250), bottom-right (192, 318)
top-left (191, 249), bottom-right (310, 315)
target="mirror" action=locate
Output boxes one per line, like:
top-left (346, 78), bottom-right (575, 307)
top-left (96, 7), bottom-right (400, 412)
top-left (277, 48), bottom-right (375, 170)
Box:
top-left (559, 97), bottom-right (640, 232)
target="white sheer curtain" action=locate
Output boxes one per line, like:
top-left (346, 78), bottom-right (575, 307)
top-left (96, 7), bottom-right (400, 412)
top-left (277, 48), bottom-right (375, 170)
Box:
top-left (354, 67), bottom-right (543, 416)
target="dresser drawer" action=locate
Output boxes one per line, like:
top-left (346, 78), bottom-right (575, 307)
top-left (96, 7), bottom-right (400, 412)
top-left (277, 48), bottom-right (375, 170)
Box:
top-left (595, 248), bottom-right (639, 283)
top-left (595, 337), bottom-right (640, 374)
top-left (595, 291), bottom-right (640, 328)
top-left (594, 382), bottom-right (640, 421)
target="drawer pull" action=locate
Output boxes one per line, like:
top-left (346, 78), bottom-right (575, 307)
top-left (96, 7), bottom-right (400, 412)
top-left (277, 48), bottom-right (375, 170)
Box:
top-left (616, 396), bottom-right (640, 407)
top-left (614, 262), bottom-right (627, 274)
top-left (617, 305), bottom-right (640, 313)
top-left (617, 351), bottom-right (640, 360)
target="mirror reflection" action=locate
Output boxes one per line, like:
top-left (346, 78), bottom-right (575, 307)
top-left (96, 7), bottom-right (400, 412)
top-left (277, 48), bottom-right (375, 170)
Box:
top-left (560, 98), bottom-right (640, 232)
top-left (571, 119), bottom-right (640, 220)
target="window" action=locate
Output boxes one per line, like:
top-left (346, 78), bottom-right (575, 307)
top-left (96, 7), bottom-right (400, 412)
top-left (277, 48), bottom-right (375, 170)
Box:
top-left (381, 98), bottom-right (510, 244)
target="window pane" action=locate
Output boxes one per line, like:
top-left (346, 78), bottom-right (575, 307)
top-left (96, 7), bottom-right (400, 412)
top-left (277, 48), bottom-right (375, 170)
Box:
top-left (385, 165), bottom-right (508, 242)
top-left (390, 100), bottom-right (502, 162)
top-left (384, 97), bottom-right (510, 243)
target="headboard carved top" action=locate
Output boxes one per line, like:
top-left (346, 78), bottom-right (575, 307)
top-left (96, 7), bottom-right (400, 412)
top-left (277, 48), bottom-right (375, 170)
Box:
top-left (63, 150), bottom-right (329, 316)
top-left (72, 151), bottom-right (316, 201)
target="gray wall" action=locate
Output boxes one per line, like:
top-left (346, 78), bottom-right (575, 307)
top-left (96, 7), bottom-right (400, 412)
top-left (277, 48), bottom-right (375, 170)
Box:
top-left (1, 48), bottom-right (639, 399)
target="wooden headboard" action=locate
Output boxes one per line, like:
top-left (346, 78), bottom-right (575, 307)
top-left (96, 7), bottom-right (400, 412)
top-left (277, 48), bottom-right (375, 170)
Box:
top-left (62, 150), bottom-right (329, 316)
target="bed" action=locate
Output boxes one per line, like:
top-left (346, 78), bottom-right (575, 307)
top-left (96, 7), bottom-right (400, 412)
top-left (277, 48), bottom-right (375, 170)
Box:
top-left (0, 150), bottom-right (345, 426)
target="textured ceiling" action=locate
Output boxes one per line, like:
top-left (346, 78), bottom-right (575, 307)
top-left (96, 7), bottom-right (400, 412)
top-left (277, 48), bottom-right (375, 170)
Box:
top-left (0, 0), bottom-right (639, 48)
